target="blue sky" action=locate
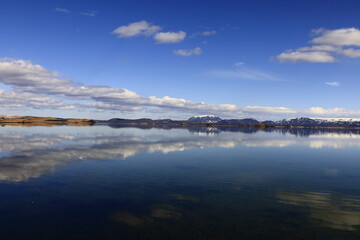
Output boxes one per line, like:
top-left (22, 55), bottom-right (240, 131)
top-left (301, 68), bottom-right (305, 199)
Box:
top-left (1, 0), bottom-right (360, 120)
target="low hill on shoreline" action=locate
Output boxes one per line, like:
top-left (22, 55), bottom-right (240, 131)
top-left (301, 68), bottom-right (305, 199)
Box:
top-left (0, 116), bottom-right (94, 127)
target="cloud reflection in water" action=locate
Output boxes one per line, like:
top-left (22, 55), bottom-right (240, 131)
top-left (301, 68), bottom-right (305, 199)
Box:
top-left (0, 126), bottom-right (360, 182)
top-left (277, 191), bottom-right (360, 231)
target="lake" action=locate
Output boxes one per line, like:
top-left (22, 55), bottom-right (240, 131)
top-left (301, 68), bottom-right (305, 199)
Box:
top-left (1, 125), bottom-right (360, 239)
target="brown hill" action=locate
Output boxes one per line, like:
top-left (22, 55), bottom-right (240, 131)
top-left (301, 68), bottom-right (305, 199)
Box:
top-left (0, 116), bottom-right (94, 127)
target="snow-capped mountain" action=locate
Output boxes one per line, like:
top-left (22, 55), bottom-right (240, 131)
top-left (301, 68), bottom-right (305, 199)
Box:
top-left (270, 117), bottom-right (360, 127)
top-left (188, 115), bottom-right (222, 123)
top-left (98, 116), bottom-right (360, 128)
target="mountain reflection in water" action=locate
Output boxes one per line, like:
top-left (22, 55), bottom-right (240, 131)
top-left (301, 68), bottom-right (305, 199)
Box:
top-left (1, 126), bottom-right (360, 182)
top-left (1, 125), bottom-right (360, 239)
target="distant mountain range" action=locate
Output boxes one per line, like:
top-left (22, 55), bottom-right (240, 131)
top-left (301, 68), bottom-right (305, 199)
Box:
top-left (188, 115), bottom-right (222, 123)
top-left (2, 115), bottom-right (360, 129)
top-left (187, 116), bottom-right (360, 128)
top-left (264, 117), bottom-right (360, 128)
top-left (96, 115), bottom-right (360, 129)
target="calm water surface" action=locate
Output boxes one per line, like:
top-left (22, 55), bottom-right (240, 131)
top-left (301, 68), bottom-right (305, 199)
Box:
top-left (1, 125), bottom-right (360, 239)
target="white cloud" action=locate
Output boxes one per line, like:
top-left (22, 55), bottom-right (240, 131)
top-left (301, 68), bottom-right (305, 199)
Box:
top-left (79, 11), bottom-right (97, 17)
top-left (339, 48), bottom-right (360, 58)
top-left (174, 47), bottom-right (202, 57)
top-left (0, 58), bottom-right (244, 116)
top-left (326, 81), bottom-right (340, 87)
top-left (112, 21), bottom-right (187, 46)
top-left (276, 51), bottom-right (336, 63)
top-left (2, 58), bottom-right (360, 119)
top-left (112, 21), bottom-right (161, 38)
top-left (311, 28), bottom-right (360, 46)
top-left (306, 107), bottom-right (360, 116)
top-left (154, 31), bottom-right (186, 43)
top-left (241, 106), bottom-right (296, 114)
top-left (0, 89), bottom-right (72, 110)
top-left (54, 8), bottom-right (70, 13)
top-left (296, 45), bottom-right (340, 52)
top-left (276, 28), bottom-right (360, 63)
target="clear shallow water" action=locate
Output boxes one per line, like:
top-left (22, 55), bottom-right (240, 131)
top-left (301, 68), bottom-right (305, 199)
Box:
top-left (1, 126), bottom-right (360, 239)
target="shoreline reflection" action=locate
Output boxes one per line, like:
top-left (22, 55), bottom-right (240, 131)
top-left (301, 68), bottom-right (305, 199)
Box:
top-left (1, 126), bottom-right (360, 182)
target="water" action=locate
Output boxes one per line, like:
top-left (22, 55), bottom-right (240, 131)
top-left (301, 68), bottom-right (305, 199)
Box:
top-left (1, 125), bottom-right (360, 239)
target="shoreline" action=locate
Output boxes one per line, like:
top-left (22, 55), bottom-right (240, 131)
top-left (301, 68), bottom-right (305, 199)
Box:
top-left (2, 116), bottom-right (360, 129)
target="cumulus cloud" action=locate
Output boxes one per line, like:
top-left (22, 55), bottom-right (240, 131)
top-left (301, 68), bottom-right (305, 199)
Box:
top-left (54, 8), bottom-right (70, 13)
top-left (311, 28), bottom-right (360, 46)
top-left (112, 21), bottom-right (187, 46)
top-left (2, 58), bottom-right (360, 119)
top-left (305, 107), bottom-right (360, 117)
top-left (154, 31), bottom-right (186, 43)
top-left (296, 45), bottom-right (340, 52)
top-left (339, 48), bottom-right (360, 58)
top-left (174, 47), bottom-right (202, 56)
top-left (112, 21), bottom-right (161, 38)
top-left (276, 28), bottom-right (360, 63)
top-left (276, 51), bottom-right (336, 63)
top-left (326, 81), bottom-right (340, 87)
top-left (0, 89), bottom-right (74, 110)
top-left (0, 58), bottom-right (244, 116)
